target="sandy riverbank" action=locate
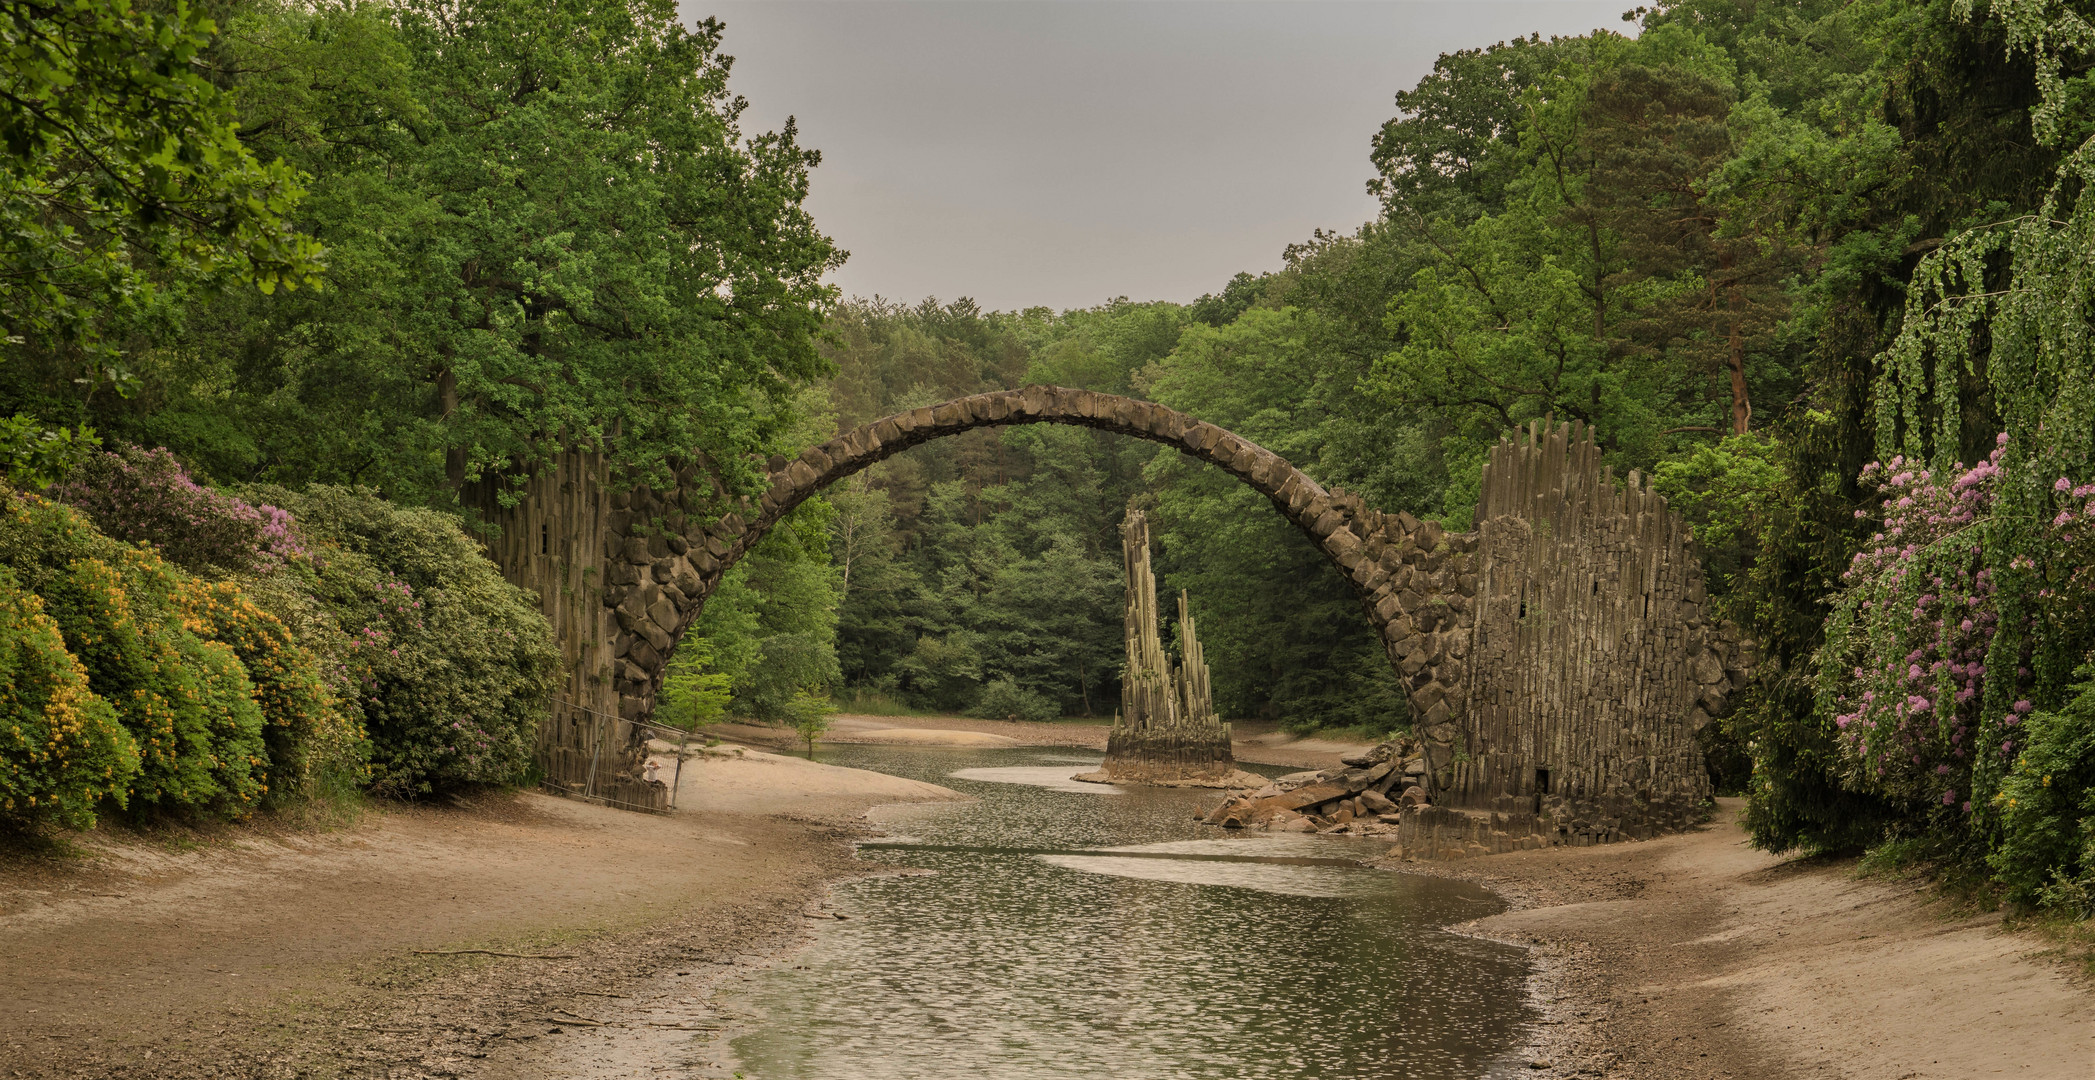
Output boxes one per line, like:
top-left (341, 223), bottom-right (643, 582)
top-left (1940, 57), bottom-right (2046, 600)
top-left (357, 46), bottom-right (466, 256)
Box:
top-left (0, 752), bottom-right (963, 1079)
top-left (1401, 799), bottom-right (2095, 1079)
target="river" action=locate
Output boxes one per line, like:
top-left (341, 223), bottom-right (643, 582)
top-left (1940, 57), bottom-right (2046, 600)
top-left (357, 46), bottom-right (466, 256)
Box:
top-left (713, 744), bottom-right (1537, 1079)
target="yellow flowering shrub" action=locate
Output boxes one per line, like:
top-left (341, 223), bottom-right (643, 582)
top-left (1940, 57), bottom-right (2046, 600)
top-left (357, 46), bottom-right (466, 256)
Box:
top-left (175, 577), bottom-right (364, 802)
top-left (38, 555), bottom-right (267, 816)
top-left (0, 570), bottom-right (137, 829)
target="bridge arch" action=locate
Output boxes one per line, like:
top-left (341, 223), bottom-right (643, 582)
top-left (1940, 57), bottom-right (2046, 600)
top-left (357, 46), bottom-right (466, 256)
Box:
top-left (634, 385), bottom-right (1460, 729)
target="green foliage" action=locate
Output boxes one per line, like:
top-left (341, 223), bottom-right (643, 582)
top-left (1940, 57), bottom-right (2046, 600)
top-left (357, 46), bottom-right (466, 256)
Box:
top-left (0, 569), bottom-right (135, 829)
top-left (1991, 668), bottom-right (2095, 909)
top-left (786, 689), bottom-right (833, 752)
top-left (252, 486), bottom-right (556, 796)
top-left (83, 0), bottom-right (840, 506)
top-left (0, 0), bottom-right (321, 376)
top-left (969, 677), bottom-right (1061, 723)
top-left (657, 640), bottom-right (734, 733)
top-left (0, 416), bottom-right (97, 489)
top-left (692, 499), bottom-right (841, 721)
top-left (1652, 434), bottom-right (1789, 599)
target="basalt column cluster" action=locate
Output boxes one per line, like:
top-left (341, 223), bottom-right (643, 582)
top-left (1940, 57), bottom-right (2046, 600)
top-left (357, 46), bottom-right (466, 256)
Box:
top-left (1101, 510), bottom-right (1235, 785)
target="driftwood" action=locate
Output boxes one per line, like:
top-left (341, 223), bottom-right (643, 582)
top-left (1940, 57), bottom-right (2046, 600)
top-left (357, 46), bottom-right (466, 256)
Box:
top-left (410, 949), bottom-right (578, 960)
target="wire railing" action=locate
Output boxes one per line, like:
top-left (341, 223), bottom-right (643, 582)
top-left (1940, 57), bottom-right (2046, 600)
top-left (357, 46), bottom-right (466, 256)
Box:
top-left (541, 697), bottom-right (709, 813)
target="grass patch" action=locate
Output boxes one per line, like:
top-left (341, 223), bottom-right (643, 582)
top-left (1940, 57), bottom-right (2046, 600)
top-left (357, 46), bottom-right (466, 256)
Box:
top-left (832, 689), bottom-right (930, 717)
top-left (2008, 906), bottom-right (2095, 980)
top-left (1854, 834), bottom-right (2006, 917)
top-left (0, 821), bottom-right (89, 862)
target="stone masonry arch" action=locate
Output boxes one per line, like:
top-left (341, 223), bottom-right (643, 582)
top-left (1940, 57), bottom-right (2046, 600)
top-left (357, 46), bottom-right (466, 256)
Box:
top-left (639, 385), bottom-right (1446, 725)
top-left (475, 387), bottom-right (1748, 840)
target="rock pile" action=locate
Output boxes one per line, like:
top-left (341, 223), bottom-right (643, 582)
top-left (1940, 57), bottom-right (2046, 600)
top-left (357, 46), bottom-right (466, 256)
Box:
top-left (1202, 738), bottom-right (1433, 835)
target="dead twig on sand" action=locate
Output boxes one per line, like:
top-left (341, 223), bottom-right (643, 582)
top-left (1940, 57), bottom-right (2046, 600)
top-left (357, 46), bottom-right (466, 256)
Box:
top-left (411, 949), bottom-right (578, 959)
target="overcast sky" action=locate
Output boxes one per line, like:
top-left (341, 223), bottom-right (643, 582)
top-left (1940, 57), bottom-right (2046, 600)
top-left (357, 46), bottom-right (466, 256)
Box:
top-left (691, 1), bottom-right (1630, 311)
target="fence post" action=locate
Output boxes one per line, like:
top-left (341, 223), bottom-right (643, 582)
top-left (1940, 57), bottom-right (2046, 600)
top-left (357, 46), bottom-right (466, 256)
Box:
top-left (583, 713), bottom-right (605, 801)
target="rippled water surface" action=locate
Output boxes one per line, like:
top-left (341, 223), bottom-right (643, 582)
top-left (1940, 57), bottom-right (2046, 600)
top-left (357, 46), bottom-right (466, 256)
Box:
top-left (721, 745), bottom-right (1534, 1079)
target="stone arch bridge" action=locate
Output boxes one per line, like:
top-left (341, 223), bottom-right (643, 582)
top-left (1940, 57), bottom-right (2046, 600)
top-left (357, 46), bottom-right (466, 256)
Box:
top-left (471, 386), bottom-right (1750, 843)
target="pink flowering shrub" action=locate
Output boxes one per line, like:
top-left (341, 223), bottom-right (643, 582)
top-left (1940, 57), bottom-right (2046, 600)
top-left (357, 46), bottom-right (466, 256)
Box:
top-left (53, 445), bottom-right (304, 575)
top-left (1823, 435), bottom-right (2095, 841)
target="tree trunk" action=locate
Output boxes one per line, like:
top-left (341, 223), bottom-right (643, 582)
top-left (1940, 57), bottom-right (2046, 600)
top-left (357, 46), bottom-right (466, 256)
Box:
top-left (1727, 278), bottom-right (1750, 435)
top-left (439, 368), bottom-right (466, 490)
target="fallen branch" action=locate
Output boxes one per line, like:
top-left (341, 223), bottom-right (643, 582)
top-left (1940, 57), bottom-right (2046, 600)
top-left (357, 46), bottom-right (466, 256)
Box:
top-left (412, 949), bottom-right (578, 959)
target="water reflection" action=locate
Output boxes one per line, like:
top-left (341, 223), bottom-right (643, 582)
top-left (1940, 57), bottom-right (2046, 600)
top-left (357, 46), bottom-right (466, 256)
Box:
top-left (722, 745), bottom-right (1533, 1079)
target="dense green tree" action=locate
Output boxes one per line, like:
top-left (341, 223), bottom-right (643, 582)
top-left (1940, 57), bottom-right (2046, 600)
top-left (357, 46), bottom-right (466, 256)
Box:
top-left (34, 0), bottom-right (840, 510)
top-left (0, 0), bottom-right (320, 476)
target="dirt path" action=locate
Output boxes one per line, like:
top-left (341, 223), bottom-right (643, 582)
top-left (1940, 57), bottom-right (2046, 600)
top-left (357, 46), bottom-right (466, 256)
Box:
top-left (0, 758), bottom-right (961, 1079)
top-left (1410, 799), bottom-right (2095, 1079)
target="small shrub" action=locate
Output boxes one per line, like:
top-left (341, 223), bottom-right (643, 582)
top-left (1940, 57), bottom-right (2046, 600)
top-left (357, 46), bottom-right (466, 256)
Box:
top-left (786, 689), bottom-right (834, 752)
top-left (658, 641), bottom-right (733, 733)
top-left (1991, 668), bottom-right (2095, 912)
top-left (176, 578), bottom-right (364, 803)
top-left (0, 571), bottom-right (137, 829)
top-left (969, 677), bottom-right (1060, 723)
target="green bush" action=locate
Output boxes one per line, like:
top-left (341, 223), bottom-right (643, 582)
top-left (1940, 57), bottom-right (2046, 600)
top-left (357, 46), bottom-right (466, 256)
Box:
top-left (1991, 669), bottom-right (2095, 912)
top-left (0, 491), bottom-right (297, 818)
top-left (0, 571), bottom-right (137, 829)
top-left (969, 677), bottom-right (1060, 723)
top-left (657, 641), bottom-right (733, 733)
top-left (250, 486), bottom-right (557, 796)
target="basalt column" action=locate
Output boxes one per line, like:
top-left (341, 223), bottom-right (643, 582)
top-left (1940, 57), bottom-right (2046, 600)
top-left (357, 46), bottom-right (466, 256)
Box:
top-left (1102, 511), bottom-right (1235, 784)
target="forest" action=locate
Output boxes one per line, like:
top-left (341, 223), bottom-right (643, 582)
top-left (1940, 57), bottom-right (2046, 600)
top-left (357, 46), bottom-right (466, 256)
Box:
top-left (2, 0), bottom-right (2094, 920)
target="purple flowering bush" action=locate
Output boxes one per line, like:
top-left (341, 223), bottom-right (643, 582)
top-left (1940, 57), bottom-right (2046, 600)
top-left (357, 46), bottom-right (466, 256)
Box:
top-left (53, 445), bottom-right (304, 575)
top-left (1820, 436), bottom-right (2095, 894)
top-left (1820, 443), bottom-right (2022, 818)
top-left (248, 485), bottom-right (557, 796)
